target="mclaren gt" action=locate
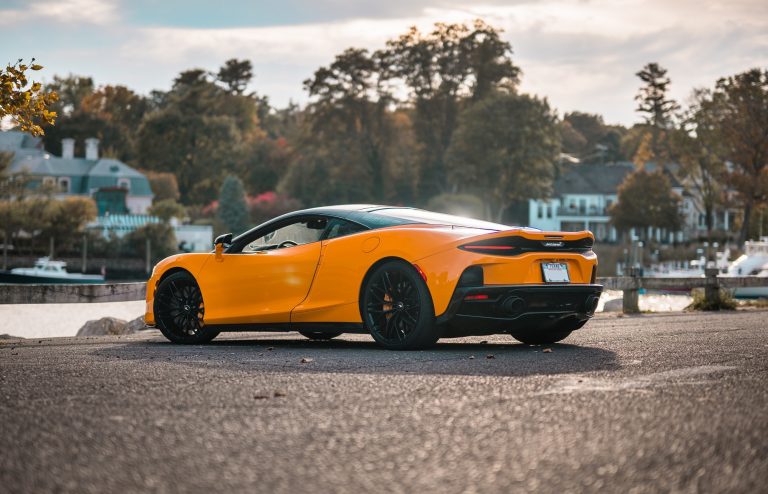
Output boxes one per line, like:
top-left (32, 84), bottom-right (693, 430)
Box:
top-left (145, 205), bottom-right (602, 349)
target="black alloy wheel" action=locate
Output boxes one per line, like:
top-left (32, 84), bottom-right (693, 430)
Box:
top-left (361, 260), bottom-right (439, 350)
top-left (299, 330), bottom-right (343, 341)
top-left (154, 272), bottom-right (219, 344)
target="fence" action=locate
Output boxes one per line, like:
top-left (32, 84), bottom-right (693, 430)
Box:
top-left (1, 271), bottom-right (766, 313)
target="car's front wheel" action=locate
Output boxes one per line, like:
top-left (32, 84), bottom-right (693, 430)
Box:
top-left (154, 271), bottom-right (219, 344)
top-left (361, 260), bottom-right (439, 350)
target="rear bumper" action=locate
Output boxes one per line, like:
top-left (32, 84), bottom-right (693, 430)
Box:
top-left (437, 284), bottom-right (603, 336)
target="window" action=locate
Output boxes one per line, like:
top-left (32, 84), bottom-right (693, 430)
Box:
top-left (537, 204), bottom-right (544, 219)
top-left (322, 218), bottom-right (367, 240)
top-left (57, 177), bottom-right (70, 193)
top-left (546, 205), bottom-right (553, 219)
top-left (242, 218), bottom-right (329, 253)
top-left (117, 178), bottom-right (131, 191)
top-left (42, 176), bottom-right (56, 188)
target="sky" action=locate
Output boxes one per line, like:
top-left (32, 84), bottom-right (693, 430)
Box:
top-left (1, 0), bottom-right (766, 126)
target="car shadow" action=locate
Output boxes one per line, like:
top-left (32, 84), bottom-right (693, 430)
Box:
top-left (90, 332), bottom-right (620, 377)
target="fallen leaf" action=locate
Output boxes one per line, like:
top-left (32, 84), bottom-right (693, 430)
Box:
top-left (273, 390), bottom-right (287, 398)
top-left (253, 394), bottom-right (269, 400)
top-left (543, 348), bottom-right (553, 353)
top-left (486, 354), bottom-right (495, 359)
top-left (469, 355), bottom-right (475, 360)
top-left (300, 357), bottom-right (313, 363)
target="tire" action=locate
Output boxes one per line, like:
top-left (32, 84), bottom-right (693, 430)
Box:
top-left (154, 271), bottom-right (219, 344)
top-left (510, 331), bottom-right (572, 345)
top-left (299, 330), bottom-right (342, 341)
top-left (361, 260), bottom-right (439, 350)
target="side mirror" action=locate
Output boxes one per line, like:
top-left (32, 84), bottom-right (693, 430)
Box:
top-left (214, 233), bottom-right (232, 261)
top-left (214, 233), bottom-right (233, 247)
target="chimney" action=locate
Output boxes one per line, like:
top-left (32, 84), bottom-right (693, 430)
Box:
top-left (61, 138), bottom-right (75, 159)
top-left (85, 138), bottom-right (99, 161)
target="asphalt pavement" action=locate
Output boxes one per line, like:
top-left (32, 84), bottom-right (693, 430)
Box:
top-left (1, 311), bottom-right (767, 493)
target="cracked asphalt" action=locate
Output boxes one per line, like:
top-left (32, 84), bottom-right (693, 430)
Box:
top-left (1, 311), bottom-right (767, 493)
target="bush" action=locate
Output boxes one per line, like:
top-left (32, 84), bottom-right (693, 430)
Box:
top-left (687, 288), bottom-right (737, 311)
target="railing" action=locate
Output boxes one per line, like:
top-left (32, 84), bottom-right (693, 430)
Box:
top-left (1, 272), bottom-right (766, 314)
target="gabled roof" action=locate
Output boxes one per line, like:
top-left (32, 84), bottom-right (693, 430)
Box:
top-left (554, 162), bottom-right (635, 196)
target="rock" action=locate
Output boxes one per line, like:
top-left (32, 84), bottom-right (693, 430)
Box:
top-left (124, 316), bottom-right (148, 333)
top-left (76, 317), bottom-right (128, 336)
top-left (603, 298), bottom-right (624, 312)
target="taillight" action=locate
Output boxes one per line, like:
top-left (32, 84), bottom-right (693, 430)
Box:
top-left (459, 235), bottom-right (593, 256)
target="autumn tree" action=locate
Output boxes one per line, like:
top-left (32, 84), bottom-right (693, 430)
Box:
top-left (39, 196), bottom-right (98, 257)
top-left (610, 170), bottom-right (682, 238)
top-left (709, 68), bottom-right (768, 246)
top-left (445, 92), bottom-right (560, 221)
top-left (634, 63), bottom-right (679, 167)
top-left (149, 198), bottom-right (186, 223)
top-left (674, 88), bottom-right (728, 241)
top-left (1, 59), bottom-right (58, 136)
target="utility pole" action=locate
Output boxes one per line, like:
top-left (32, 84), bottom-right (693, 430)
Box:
top-left (49, 237), bottom-right (54, 259)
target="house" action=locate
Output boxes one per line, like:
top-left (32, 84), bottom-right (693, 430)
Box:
top-left (0, 131), bottom-right (153, 215)
top-left (528, 161), bottom-right (736, 243)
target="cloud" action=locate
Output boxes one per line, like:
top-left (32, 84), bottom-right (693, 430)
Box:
top-left (0, 0), bottom-right (119, 25)
top-left (1, 0), bottom-right (766, 125)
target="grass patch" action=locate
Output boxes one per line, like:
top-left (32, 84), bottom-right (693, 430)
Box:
top-left (687, 288), bottom-right (737, 311)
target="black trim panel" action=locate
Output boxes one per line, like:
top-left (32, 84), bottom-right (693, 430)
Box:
top-left (205, 322), bottom-right (366, 334)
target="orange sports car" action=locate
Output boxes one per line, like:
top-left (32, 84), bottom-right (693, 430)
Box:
top-left (145, 205), bottom-right (602, 350)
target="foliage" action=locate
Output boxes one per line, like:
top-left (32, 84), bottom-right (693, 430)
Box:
top-left (610, 169), bottom-right (682, 234)
top-left (634, 63), bottom-right (679, 166)
top-left (561, 112), bottom-right (627, 163)
top-left (123, 223), bottom-right (177, 265)
top-left (674, 88), bottom-right (728, 239)
top-left (687, 288), bottom-right (736, 311)
top-left (709, 68), bottom-right (768, 245)
top-left (426, 193), bottom-right (485, 219)
top-left (40, 196), bottom-right (98, 256)
top-left (445, 92), bottom-right (560, 221)
top-left (248, 191), bottom-right (303, 226)
top-left (144, 171), bottom-right (180, 202)
top-left (217, 58), bottom-right (254, 95)
top-left (217, 175), bottom-right (250, 235)
top-left (149, 198), bottom-right (186, 222)
top-left (383, 20), bottom-right (521, 200)
top-left (1, 59), bottom-right (58, 136)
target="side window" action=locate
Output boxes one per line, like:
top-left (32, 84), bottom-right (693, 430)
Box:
top-left (242, 218), bottom-right (328, 253)
top-left (323, 219), bottom-right (367, 240)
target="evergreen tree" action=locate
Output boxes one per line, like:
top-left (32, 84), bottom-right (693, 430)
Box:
top-left (217, 175), bottom-right (249, 235)
top-left (634, 63), bottom-right (679, 166)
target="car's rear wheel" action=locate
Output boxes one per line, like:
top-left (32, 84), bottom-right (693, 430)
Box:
top-left (299, 330), bottom-right (342, 341)
top-left (154, 271), bottom-right (219, 344)
top-left (361, 260), bottom-right (439, 350)
top-left (510, 330), bottom-right (572, 345)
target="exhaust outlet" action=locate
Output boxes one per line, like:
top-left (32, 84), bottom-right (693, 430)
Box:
top-left (501, 296), bottom-right (526, 315)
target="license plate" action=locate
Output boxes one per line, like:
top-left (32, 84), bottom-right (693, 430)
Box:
top-left (542, 262), bottom-right (570, 283)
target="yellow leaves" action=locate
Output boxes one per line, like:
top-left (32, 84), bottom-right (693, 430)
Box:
top-left (0, 58), bottom-right (57, 137)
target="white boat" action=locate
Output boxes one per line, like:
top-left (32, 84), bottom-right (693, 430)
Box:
top-left (0, 257), bottom-right (105, 284)
top-left (725, 238), bottom-right (768, 298)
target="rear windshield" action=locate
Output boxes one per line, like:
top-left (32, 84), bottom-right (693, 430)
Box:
top-left (370, 208), bottom-right (517, 231)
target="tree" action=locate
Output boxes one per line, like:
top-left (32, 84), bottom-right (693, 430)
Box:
top-left (45, 74), bottom-right (93, 117)
top-left (217, 59), bottom-right (253, 95)
top-left (674, 88), bottom-right (728, 241)
top-left (610, 170), bottom-right (682, 237)
top-left (217, 175), bottom-right (249, 235)
top-left (145, 171), bottom-right (180, 202)
top-left (634, 63), bottom-right (679, 166)
top-left (123, 223), bottom-right (177, 265)
top-left (445, 92), bottom-right (560, 221)
top-left (561, 112), bottom-right (627, 163)
top-left (149, 199), bottom-right (186, 223)
top-left (709, 68), bottom-right (768, 245)
top-left (40, 196), bottom-right (98, 257)
top-left (383, 20), bottom-right (521, 200)
top-left (1, 59), bottom-right (58, 136)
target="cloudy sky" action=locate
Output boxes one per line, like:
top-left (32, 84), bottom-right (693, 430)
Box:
top-left (1, 0), bottom-right (766, 125)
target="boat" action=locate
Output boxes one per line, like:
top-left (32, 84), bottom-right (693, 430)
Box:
top-left (724, 238), bottom-right (768, 298)
top-left (0, 257), bottom-right (105, 284)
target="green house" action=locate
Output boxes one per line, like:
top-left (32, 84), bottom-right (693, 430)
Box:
top-left (1, 131), bottom-right (153, 215)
